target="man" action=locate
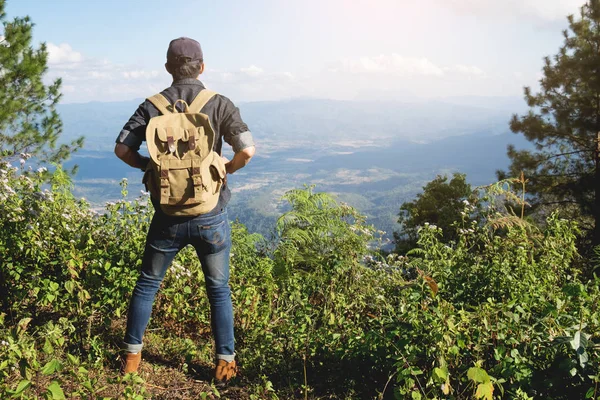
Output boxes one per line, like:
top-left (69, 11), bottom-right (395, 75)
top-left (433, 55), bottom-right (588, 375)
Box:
top-left (114, 37), bottom-right (255, 383)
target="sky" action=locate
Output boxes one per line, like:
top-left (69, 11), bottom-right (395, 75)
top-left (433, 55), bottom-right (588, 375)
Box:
top-left (3, 0), bottom-right (588, 104)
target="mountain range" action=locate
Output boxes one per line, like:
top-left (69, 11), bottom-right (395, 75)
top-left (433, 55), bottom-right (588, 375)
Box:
top-left (59, 96), bottom-right (531, 241)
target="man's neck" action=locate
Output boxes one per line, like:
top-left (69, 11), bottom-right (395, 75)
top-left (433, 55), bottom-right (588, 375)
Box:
top-left (172, 78), bottom-right (203, 86)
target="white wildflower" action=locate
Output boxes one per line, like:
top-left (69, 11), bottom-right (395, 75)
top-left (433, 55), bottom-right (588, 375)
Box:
top-left (37, 167), bottom-right (47, 173)
top-left (19, 159), bottom-right (25, 165)
top-left (462, 200), bottom-right (470, 205)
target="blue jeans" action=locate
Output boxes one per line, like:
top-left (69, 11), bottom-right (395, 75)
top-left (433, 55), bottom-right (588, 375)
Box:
top-left (123, 209), bottom-right (234, 362)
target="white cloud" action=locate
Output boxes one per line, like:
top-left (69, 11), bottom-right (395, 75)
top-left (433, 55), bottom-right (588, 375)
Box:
top-left (45, 43), bottom-right (298, 102)
top-left (204, 68), bottom-right (298, 101)
top-left (240, 65), bottom-right (264, 77)
top-left (89, 71), bottom-right (112, 80)
top-left (440, 0), bottom-right (584, 21)
top-left (332, 54), bottom-right (485, 81)
top-left (335, 54), bottom-right (445, 76)
top-left (47, 43), bottom-right (83, 64)
top-left (44, 45), bottom-right (504, 103)
top-left (44, 44), bottom-right (169, 102)
top-left (122, 70), bottom-right (160, 80)
top-left (449, 64), bottom-right (486, 77)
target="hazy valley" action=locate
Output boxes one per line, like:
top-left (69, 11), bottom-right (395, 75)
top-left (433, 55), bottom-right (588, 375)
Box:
top-left (60, 96), bottom-right (530, 242)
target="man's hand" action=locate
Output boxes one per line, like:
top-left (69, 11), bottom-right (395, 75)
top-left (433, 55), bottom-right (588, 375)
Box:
top-left (225, 146), bottom-right (255, 174)
top-left (114, 143), bottom-right (150, 170)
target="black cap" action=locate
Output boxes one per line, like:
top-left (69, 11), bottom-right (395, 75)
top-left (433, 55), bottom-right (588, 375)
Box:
top-left (166, 37), bottom-right (203, 66)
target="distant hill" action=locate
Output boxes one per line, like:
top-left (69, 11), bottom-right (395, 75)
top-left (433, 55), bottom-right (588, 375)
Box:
top-left (59, 96), bottom-right (531, 238)
top-left (58, 96), bottom-right (524, 151)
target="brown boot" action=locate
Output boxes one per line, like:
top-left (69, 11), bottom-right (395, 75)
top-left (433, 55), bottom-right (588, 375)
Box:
top-left (214, 359), bottom-right (237, 383)
top-left (122, 352), bottom-right (142, 374)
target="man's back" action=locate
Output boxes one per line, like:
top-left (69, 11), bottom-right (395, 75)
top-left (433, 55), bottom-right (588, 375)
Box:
top-left (116, 78), bottom-right (254, 216)
top-left (115, 37), bottom-right (255, 382)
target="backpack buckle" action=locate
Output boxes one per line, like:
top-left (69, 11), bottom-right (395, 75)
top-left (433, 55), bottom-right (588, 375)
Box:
top-left (167, 136), bottom-right (176, 153)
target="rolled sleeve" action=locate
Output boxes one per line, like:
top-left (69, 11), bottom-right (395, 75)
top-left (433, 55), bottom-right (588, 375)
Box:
top-left (115, 102), bottom-right (149, 151)
top-left (230, 130), bottom-right (255, 153)
top-left (220, 97), bottom-right (254, 153)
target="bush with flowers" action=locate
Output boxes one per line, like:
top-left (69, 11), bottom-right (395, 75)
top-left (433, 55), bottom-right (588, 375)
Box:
top-left (0, 159), bottom-right (599, 399)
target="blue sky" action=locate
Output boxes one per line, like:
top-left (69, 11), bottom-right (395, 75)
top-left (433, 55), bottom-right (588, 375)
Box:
top-left (5, 0), bottom-right (587, 103)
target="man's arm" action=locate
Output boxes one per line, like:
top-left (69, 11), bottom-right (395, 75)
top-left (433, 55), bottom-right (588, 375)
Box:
top-left (225, 145), bottom-right (255, 174)
top-left (114, 143), bottom-right (150, 170)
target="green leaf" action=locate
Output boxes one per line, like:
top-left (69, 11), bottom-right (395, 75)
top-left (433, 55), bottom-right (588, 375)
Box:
top-left (64, 280), bottom-right (74, 294)
top-left (571, 331), bottom-right (581, 351)
top-left (10, 379), bottom-right (31, 396)
top-left (467, 367), bottom-right (490, 383)
top-left (66, 353), bottom-right (79, 366)
top-left (46, 381), bottom-right (66, 400)
top-left (17, 318), bottom-right (32, 333)
top-left (41, 359), bottom-right (63, 375)
top-left (434, 367), bottom-right (448, 381)
top-left (475, 381), bottom-right (494, 400)
top-left (328, 313), bottom-right (335, 325)
top-left (585, 387), bottom-right (595, 398)
top-left (411, 391), bottom-right (422, 400)
top-left (43, 338), bottom-right (54, 355)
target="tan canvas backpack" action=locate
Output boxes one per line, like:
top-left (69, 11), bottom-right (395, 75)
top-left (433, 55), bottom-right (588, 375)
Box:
top-left (143, 89), bottom-right (226, 216)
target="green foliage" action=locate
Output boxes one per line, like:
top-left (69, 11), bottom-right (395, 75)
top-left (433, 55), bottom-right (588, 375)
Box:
top-left (498, 0), bottom-right (600, 244)
top-left (395, 173), bottom-right (475, 252)
top-left (0, 0), bottom-right (83, 165)
top-left (1, 162), bottom-right (600, 398)
top-left (274, 185), bottom-right (374, 276)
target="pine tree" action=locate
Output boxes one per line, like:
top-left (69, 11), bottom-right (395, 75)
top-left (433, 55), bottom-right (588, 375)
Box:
top-left (0, 0), bottom-right (82, 165)
top-left (499, 0), bottom-right (600, 245)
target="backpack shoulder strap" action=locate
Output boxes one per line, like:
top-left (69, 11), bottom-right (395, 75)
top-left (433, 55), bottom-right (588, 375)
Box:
top-left (147, 93), bottom-right (173, 115)
top-left (188, 89), bottom-right (218, 114)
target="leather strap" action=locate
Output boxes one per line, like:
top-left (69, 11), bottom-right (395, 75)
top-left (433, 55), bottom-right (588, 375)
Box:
top-left (159, 159), bottom-right (170, 204)
top-left (191, 158), bottom-right (203, 202)
top-left (166, 126), bottom-right (176, 154)
top-left (187, 129), bottom-right (196, 150)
